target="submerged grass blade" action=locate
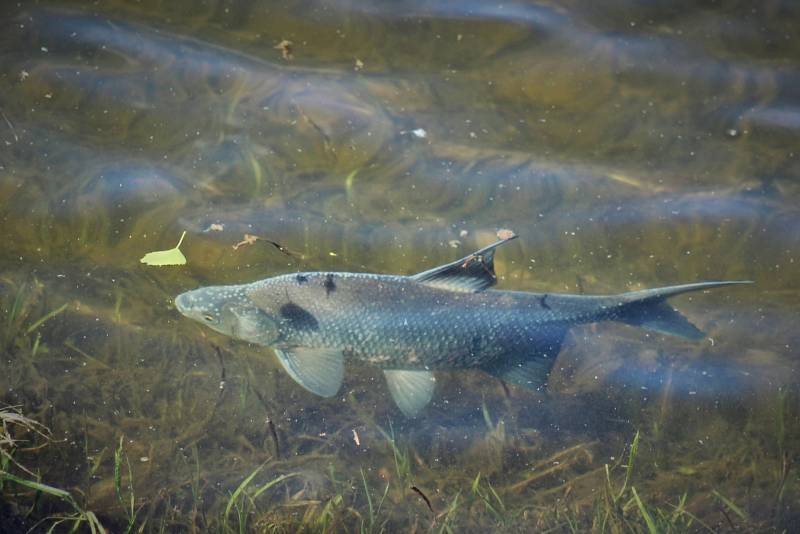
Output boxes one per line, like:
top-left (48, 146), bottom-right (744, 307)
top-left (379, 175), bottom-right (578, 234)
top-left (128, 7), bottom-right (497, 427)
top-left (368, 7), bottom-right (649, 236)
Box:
top-left (224, 463), bottom-right (265, 521)
top-left (0, 470), bottom-right (72, 501)
top-left (712, 489), bottom-right (748, 521)
top-left (114, 436), bottom-right (124, 508)
top-left (631, 487), bottom-right (658, 534)
top-left (619, 430), bottom-right (640, 501)
top-left (26, 303), bottom-right (68, 335)
top-left (251, 472), bottom-right (298, 499)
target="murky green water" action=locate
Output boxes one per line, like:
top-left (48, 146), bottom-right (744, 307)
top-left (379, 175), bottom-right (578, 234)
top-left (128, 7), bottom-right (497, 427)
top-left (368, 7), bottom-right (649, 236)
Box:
top-left (1, 1), bottom-right (798, 532)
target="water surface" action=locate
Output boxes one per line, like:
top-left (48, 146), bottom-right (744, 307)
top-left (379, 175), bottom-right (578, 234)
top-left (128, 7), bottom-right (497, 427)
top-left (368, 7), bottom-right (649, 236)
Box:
top-left (0, 1), bottom-right (798, 531)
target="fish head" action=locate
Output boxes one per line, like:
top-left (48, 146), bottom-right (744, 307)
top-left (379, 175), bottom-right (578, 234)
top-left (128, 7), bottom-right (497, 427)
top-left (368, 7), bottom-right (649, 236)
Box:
top-left (175, 285), bottom-right (279, 345)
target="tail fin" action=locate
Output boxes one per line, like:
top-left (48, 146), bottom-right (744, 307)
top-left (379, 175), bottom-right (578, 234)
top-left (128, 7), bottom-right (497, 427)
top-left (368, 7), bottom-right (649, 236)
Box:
top-left (615, 281), bottom-right (751, 340)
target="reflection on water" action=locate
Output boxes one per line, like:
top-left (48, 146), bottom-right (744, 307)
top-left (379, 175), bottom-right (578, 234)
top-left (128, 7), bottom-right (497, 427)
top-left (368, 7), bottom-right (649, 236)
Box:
top-left (0, 0), bottom-right (798, 531)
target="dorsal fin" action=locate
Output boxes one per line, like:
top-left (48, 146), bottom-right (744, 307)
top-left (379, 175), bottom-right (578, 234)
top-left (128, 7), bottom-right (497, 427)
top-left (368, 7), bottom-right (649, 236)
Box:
top-left (411, 235), bottom-right (518, 293)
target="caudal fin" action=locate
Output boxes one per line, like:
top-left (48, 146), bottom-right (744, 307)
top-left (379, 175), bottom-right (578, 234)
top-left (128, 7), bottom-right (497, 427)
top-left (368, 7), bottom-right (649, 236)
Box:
top-left (615, 281), bottom-right (751, 340)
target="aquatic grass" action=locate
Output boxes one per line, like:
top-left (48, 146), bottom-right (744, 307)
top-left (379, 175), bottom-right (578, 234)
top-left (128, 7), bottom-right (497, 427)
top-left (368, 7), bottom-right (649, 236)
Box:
top-left (25, 302), bottom-right (68, 335)
top-left (712, 489), bottom-right (748, 524)
top-left (359, 467), bottom-right (390, 534)
top-left (471, 472), bottom-right (507, 524)
top-left (1, 405), bottom-right (52, 478)
top-left (5, 281), bottom-right (27, 338)
top-left (0, 408), bottom-right (105, 533)
top-left (0, 281), bottom-right (794, 533)
top-left (630, 487), bottom-right (658, 534)
top-left (1, 471), bottom-right (107, 533)
top-left (224, 463), bottom-right (264, 534)
top-left (435, 490), bottom-right (461, 534)
top-left (114, 436), bottom-right (140, 534)
top-left (222, 461), bottom-right (299, 533)
top-left (376, 421), bottom-right (411, 485)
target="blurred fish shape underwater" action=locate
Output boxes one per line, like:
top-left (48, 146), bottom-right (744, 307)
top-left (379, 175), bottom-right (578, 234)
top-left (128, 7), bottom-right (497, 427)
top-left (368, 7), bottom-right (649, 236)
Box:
top-left (175, 235), bottom-right (750, 416)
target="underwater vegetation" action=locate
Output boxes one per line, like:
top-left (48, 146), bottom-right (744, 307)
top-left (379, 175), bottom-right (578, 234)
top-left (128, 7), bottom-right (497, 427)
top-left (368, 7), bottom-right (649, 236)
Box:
top-left (0, 275), bottom-right (797, 532)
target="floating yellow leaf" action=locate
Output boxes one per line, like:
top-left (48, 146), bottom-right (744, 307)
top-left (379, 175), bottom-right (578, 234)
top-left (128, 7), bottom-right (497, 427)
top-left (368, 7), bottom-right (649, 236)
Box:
top-left (140, 231), bottom-right (187, 266)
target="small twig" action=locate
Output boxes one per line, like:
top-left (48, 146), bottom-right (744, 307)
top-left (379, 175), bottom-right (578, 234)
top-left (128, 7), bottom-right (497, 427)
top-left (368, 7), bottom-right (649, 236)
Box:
top-left (267, 419), bottom-right (280, 459)
top-left (410, 485), bottom-right (434, 514)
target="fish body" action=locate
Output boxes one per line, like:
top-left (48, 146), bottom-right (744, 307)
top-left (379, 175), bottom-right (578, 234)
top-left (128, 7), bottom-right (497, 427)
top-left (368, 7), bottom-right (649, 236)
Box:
top-left (175, 236), bottom-right (749, 416)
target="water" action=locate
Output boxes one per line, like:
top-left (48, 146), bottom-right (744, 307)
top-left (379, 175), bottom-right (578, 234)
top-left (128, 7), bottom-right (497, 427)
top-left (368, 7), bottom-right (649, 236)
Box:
top-left (0, 1), bottom-right (797, 531)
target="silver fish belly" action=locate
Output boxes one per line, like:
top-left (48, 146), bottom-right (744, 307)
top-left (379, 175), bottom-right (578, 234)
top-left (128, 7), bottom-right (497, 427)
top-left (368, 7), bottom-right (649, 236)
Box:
top-left (175, 235), bottom-right (750, 416)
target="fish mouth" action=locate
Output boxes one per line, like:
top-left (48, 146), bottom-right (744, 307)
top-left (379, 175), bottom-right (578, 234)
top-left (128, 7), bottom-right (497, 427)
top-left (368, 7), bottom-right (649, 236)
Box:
top-left (174, 293), bottom-right (191, 315)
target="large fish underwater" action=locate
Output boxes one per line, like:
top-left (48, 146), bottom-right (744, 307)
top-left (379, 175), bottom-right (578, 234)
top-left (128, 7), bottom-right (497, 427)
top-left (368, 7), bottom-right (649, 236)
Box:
top-left (175, 235), bottom-right (749, 416)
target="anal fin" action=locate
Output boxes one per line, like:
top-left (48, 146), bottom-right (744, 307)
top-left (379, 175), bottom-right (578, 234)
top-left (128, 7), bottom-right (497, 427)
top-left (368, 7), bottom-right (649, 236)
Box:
top-left (482, 331), bottom-right (565, 392)
top-left (383, 370), bottom-right (436, 417)
top-left (274, 347), bottom-right (344, 397)
top-left (488, 357), bottom-right (555, 391)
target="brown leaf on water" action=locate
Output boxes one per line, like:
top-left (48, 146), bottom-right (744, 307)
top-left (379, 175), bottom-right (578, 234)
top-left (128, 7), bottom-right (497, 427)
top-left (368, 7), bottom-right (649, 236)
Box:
top-left (232, 234), bottom-right (259, 250)
top-left (496, 228), bottom-right (516, 240)
top-left (274, 40), bottom-right (294, 60)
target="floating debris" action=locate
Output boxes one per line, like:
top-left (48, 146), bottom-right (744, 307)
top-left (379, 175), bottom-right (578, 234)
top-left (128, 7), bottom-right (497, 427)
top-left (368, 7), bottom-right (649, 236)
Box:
top-left (411, 485), bottom-right (434, 513)
top-left (274, 39), bottom-right (293, 60)
top-left (344, 169), bottom-right (358, 195)
top-left (400, 128), bottom-right (428, 139)
top-left (352, 428), bottom-right (361, 447)
top-left (496, 228), bottom-right (516, 240)
top-left (232, 234), bottom-right (259, 250)
top-left (204, 223), bottom-right (224, 233)
top-left (140, 231), bottom-right (187, 266)
top-left (354, 58), bottom-right (364, 71)
top-left (232, 234), bottom-right (298, 258)
top-left (448, 240), bottom-right (461, 248)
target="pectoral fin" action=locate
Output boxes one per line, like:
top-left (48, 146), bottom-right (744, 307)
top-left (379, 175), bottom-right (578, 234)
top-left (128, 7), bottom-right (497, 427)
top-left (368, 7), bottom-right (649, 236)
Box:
top-left (383, 370), bottom-right (436, 417)
top-left (411, 235), bottom-right (517, 293)
top-left (274, 347), bottom-right (344, 397)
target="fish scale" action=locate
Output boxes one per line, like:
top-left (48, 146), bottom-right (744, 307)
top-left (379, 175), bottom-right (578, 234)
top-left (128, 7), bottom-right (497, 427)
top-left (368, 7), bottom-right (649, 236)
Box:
top-left (250, 272), bottom-right (569, 369)
top-left (175, 236), bottom-right (750, 416)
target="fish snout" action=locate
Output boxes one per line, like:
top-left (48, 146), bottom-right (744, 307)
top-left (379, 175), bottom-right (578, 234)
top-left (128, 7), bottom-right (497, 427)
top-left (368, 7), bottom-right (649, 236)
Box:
top-left (174, 292), bottom-right (195, 316)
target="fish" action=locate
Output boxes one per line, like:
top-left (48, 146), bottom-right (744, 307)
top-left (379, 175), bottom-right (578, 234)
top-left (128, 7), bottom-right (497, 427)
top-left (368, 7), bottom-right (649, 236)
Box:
top-left (174, 235), bottom-right (750, 416)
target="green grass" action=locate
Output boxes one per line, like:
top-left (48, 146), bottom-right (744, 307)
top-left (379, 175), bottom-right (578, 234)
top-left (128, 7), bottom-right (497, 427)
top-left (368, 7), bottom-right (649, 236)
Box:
top-left (1, 406), bottom-right (107, 533)
top-left (114, 436), bottom-right (140, 533)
